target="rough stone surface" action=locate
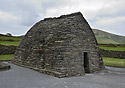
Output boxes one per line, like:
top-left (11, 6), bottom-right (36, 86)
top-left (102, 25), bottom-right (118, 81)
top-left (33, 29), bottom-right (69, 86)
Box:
top-left (12, 12), bottom-right (104, 77)
top-left (0, 62), bottom-right (11, 71)
top-left (100, 49), bottom-right (125, 59)
top-left (2, 46), bottom-right (125, 59)
top-left (0, 45), bottom-right (16, 55)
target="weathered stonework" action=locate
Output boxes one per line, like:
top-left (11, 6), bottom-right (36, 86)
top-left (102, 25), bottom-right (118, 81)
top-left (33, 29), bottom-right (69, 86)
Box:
top-left (2, 46), bottom-right (125, 59)
top-left (12, 12), bottom-right (104, 77)
top-left (100, 49), bottom-right (125, 59)
top-left (0, 45), bottom-right (16, 55)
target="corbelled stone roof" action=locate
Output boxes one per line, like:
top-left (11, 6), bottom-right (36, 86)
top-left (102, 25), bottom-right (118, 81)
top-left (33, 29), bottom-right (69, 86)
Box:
top-left (12, 12), bottom-right (104, 78)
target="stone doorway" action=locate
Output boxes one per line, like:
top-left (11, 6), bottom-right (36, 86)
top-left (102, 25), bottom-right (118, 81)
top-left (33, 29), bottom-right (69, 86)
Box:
top-left (83, 52), bottom-right (90, 73)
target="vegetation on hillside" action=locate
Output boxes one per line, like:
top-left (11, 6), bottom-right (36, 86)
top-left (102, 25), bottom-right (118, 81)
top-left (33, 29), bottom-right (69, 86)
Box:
top-left (0, 34), bottom-right (22, 46)
top-left (0, 34), bottom-right (22, 41)
top-left (99, 44), bottom-right (125, 51)
top-left (93, 29), bottom-right (125, 44)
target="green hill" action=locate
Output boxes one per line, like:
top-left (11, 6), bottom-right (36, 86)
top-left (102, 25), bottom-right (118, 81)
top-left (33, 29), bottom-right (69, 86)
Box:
top-left (0, 34), bottom-right (22, 46)
top-left (93, 29), bottom-right (125, 44)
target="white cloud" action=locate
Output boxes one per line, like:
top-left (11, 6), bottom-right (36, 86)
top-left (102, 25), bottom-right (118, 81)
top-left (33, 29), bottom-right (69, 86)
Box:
top-left (0, 10), bottom-right (18, 21)
top-left (95, 16), bottom-right (125, 26)
top-left (0, 0), bottom-right (125, 36)
top-left (36, 0), bottom-right (124, 21)
top-left (99, 0), bottom-right (125, 15)
top-left (18, 0), bottom-right (125, 20)
top-left (44, 0), bottom-right (104, 19)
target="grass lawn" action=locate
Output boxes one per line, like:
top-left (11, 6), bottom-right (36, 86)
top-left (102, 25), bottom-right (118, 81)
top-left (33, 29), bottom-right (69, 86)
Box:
top-left (99, 45), bottom-right (125, 51)
top-left (0, 35), bottom-right (22, 41)
top-left (0, 54), bottom-right (13, 60)
top-left (97, 39), bottom-right (118, 44)
top-left (0, 41), bottom-right (20, 46)
top-left (103, 57), bottom-right (125, 67)
top-left (0, 34), bottom-right (22, 46)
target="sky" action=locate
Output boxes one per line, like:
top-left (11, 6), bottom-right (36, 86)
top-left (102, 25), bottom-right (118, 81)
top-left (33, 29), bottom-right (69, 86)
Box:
top-left (0, 0), bottom-right (125, 36)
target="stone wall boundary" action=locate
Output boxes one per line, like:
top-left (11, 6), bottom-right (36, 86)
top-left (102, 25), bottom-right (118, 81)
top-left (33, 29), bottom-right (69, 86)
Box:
top-left (0, 45), bottom-right (17, 55)
top-left (100, 49), bottom-right (125, 59)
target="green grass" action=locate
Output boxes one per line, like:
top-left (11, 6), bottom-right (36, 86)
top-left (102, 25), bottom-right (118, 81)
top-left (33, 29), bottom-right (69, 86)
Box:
top-left (93, 29), bottom-right (125, 44)
top-left (0, 34), bottom-right (22, 46)
top-left (0, 41), bottom-right (20, 46)
top-left (0, 54), bottom-right (13, 60)
top-left (97, 39), bottom-right (119, 44)
top-left (99, 46), bottom-right (125, 51)
top-left (0, 35), bottom-right (22, 41)
top-left (103, 57), bottom-right (125, 67)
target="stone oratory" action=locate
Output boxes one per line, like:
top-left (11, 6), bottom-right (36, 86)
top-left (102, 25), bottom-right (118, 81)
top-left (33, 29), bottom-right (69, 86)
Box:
top-left (12, 12), bottom-right (104, 77)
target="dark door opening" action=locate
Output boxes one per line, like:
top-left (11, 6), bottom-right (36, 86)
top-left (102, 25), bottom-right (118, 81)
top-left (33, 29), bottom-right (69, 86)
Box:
top-left (84, 52), bottom-right (90, 73)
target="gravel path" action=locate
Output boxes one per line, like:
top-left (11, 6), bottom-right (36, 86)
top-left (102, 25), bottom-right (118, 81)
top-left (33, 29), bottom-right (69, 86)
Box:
top-left (0, 63), bottom-right (125, 88)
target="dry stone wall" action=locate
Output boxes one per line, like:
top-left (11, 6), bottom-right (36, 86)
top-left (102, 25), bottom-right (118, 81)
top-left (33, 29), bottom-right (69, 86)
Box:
top-left (0, 45), bottom-right (16, 55)
top-left (100, 49), bottom-right (125, 59)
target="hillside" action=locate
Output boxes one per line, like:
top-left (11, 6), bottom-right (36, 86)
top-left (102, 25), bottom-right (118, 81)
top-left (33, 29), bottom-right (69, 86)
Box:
top-left (93, 29), bottom-right (125, 44)
top-left (0, 34), bottom-right (22, 46)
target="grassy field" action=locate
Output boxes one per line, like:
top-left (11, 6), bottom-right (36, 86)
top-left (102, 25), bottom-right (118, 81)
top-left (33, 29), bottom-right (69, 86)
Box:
top-left (0, 54), bottom-right (13, 60)
top-left (93, 29), bottom-right (125, 44)
top-left (103, 57), bottom-right (125, 67)
top-left (99, 46), bottom-right (125, 51)
top-left (99, 44), bottom-right (125, 51)
top-left (0, 34), bottom-right (22, 46)
top-left (0, 41), bottom-right (20, 46)
top-left (97, 39), bottom-right (118, 44)
top-left (0, 35), bottom-right (22, 41)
